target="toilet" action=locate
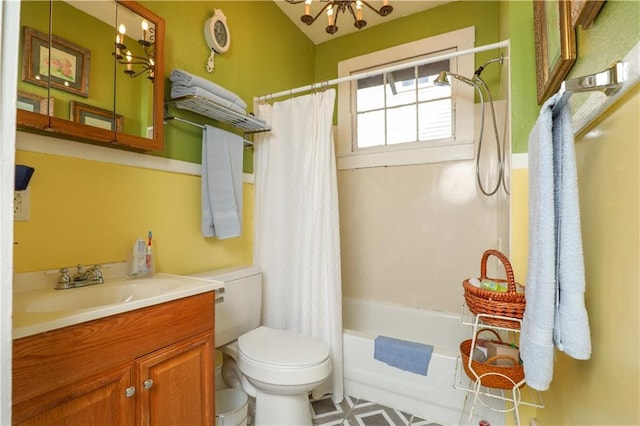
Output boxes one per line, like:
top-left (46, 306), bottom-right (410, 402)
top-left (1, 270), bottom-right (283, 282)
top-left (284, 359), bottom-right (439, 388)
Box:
top-left (192, 266), bottom-right (332, 425)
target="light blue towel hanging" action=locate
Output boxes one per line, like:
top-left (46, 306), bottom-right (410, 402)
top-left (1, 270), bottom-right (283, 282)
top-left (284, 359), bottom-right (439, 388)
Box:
top-left (521, 92), bottom-right (591, 392)
top-left (201, 125), bottom-right (243, 239)
top-left (374, 335), bottom-right (434, 376)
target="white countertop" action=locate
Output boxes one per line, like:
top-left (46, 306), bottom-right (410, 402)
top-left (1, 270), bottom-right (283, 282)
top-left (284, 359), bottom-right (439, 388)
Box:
top-left (13, 264), bottom-right (223, 339)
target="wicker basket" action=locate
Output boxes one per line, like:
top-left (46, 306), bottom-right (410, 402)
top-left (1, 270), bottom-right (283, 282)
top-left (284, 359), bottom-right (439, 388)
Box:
top-left (460, 329), bottom-right (525, 390)
top-left (463, 249), bottom-right (526, 329)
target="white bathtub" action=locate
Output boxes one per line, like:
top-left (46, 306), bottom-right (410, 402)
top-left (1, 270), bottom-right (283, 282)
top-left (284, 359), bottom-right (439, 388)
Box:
top-left (342, 297), bottom-right (505, 425)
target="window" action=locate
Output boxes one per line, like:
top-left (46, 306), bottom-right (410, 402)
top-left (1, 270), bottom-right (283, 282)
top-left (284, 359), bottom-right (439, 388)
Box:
top-left (355, 60), bottom-right (452, 148)
top-left (337, 27), bottom-right (476, 169)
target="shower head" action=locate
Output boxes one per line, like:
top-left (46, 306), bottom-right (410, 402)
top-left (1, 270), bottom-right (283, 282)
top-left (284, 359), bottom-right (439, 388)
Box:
top-left (434, 70), bottom-right (450, 86)
top-left (474, 55), bottom-right (506, 77)
top-left (433, 71), bottom-right (477, 87)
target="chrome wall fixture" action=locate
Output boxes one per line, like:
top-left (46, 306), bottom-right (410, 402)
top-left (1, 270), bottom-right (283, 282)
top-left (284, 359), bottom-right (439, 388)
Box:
top-left (286, 0), bottom-right (393, 35)
top-left (114, 20), bottom-right (155, 80)
top-left (435, 56), bottom-right (509, 197)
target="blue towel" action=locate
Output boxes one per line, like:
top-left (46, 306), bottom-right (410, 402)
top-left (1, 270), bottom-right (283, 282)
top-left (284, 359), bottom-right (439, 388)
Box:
top-left (201, 125), bottom-right (243, 239)
top-left (521, 93), bottom-right (591, 392)
top-left (170, 69), bottom-right (247, 110)
top-left (374, 336), bottom-right (433, 376)
top-left (172, 86), bottom-right (247, 115)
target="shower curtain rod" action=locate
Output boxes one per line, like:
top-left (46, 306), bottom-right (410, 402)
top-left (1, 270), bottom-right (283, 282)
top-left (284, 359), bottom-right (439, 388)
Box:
top-left (254, 39), bottom-right (509, 102)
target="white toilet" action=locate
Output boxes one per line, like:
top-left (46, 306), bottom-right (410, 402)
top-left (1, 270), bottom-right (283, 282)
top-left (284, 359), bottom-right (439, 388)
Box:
top-left (192, 266), bottom-right (332, 426)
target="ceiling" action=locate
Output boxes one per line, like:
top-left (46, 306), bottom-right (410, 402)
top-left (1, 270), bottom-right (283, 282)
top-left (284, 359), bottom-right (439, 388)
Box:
top-left (274, 1), bottom-right (454, 45)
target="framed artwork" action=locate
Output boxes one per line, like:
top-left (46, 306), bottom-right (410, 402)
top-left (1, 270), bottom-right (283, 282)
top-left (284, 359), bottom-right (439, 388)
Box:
top-left (17, 90), bottom-right (54, 115)
top-left (571, 0), bottom-right (605, 29)
top-left (533, 0), bottom-right (577, 104)
top-left (22, 26), bottom-right (91, 98)
top-left (70, 101), bottom-right (123, 132)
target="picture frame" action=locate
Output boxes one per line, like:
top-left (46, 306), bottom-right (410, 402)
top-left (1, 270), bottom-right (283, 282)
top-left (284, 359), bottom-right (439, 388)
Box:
top-left (22, 26), bottom-right (91, 98)
top-left (70, 101), bottom-right (123, 133)
top-left (571, 0), bottom-right (605, 29)
top-left (533, 0), bottom-right (577, 104)
top-left (17, 90), bottom-right (54, 115)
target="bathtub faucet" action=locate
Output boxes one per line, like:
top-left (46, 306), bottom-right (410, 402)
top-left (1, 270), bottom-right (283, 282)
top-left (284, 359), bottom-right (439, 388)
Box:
top-left (56, 264), bottom-right (104, 290)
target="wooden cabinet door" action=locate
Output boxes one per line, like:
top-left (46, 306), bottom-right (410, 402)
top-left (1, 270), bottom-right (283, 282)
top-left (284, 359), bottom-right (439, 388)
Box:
top-left (13, 364), bottom-right (134, 426)
top-left (136, 331), bottom-right (215, 426)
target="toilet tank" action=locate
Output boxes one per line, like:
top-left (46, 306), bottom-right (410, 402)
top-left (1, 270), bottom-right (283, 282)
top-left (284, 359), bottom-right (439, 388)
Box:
top-left (191, 265), bottom-right (262, 347)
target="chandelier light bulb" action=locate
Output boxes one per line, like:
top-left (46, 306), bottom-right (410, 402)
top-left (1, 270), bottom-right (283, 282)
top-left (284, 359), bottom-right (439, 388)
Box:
top-left (113, 21), bottom-right (154, 80)
top-left (126, 51), bottom-right (133, 71)
top-left (287, 0), bottom-right (392, 35)
top-left (141, 20), bottom-right (149, 41)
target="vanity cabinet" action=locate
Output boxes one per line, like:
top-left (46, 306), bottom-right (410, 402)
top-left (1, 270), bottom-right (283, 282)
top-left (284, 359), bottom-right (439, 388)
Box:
top-left (136, 332), bottom-right (214, 425)
top-left (12, 292), bottom-right (215, 425)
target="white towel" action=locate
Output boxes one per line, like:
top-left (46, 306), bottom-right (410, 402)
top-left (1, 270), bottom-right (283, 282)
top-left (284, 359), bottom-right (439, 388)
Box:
top-left (521, 93), bottom-right (591, 392)
top-left (170, 68), bottom-right (247, 110)
top-left (201, 125), bottom-right (243, 239)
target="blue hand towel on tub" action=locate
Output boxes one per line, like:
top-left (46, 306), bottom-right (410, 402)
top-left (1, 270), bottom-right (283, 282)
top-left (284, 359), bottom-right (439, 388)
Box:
top-left (374, 336), bottom-right (434, 376)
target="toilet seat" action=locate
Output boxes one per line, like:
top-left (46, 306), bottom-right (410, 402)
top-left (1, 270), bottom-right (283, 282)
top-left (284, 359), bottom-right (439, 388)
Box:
top-left (238, 326), bottom-right (331, 386)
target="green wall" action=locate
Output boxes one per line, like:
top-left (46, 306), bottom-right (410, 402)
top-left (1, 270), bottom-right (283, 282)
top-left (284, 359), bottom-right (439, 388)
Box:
top-left (21, 1), bottom-right (316, 165)
top-left (570, 0), bottom-right (639, 80)
top-left (505, 0), bottom-right (640, 153)
top-left (143, 1), bottom-right (315, 164)
top-left (315, 1), bottom-right (501, 83)
top-left (21, 1), bottom-right (638, 161)
top-left (505, 1), bottom-right (538, 154)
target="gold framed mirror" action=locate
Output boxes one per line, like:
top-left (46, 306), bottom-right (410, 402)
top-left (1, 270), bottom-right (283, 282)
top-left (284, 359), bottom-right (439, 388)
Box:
top-left (16, 0), bottom-right (164, 151)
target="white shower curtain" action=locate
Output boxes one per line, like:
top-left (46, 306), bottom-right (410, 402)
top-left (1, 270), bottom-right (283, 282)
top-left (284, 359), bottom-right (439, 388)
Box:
top-left (253, 89), bottom-right (343, 402)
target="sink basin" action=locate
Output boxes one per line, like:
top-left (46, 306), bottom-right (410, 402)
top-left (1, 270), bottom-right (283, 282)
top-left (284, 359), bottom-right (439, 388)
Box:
top-left (21, 280), bottom-right (182, 313)
top-left (13, 270), bottom-right (224, 339)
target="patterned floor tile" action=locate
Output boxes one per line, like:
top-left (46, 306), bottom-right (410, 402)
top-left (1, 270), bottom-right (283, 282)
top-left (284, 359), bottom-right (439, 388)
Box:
top-left (311, 395), bottom-right (442, 426)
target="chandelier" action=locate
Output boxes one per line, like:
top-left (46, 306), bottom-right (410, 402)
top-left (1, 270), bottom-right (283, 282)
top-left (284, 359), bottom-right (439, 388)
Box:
top-left (114, 21), bottom-right (155, 81)
top-left (286, 0), bottom-right (393, 35)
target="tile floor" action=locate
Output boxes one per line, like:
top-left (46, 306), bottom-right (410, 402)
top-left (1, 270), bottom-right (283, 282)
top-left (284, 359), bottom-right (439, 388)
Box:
top-left (310, 395), bottom-right (442, 426)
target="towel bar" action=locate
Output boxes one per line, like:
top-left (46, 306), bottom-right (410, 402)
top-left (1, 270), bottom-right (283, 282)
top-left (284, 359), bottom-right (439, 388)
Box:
top-left (164, 116), bottom-right (254, 147)
top-left (553, 61), bottom-right (624, 115)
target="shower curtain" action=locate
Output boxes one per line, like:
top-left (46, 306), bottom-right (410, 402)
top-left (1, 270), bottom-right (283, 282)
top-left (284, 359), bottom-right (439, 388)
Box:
top-left (254, 89), bottom-right (343, 402)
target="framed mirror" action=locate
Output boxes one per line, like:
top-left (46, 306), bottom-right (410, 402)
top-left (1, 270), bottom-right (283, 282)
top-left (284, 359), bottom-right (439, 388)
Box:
top-left (16, 0), bottom-right (164, 151)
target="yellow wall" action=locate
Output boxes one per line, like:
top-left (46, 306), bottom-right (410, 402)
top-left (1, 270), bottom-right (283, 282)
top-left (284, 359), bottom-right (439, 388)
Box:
top-left (506, 1), bottom-right (639, 423)
top-left (510, 89), bottom-right (640, 425)
top-left (14, 146), bottom-right (253, 274)
top-left (539, 88), bottom-right (640, 425)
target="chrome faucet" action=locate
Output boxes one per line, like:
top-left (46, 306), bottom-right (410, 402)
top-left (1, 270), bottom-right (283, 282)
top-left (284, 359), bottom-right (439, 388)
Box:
top-left (56, 264), bottom-right (104, 290)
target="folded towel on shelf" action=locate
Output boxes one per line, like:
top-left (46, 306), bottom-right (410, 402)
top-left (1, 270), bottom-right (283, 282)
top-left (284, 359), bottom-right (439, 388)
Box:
top-left (171, 85), bottom-right (246, 115)
top-left (170, 68), bottom-right (247, 110)
top-left (201, 125), bottom-right (243, 239)
top-left (374, 335), bottom-right (434, 376)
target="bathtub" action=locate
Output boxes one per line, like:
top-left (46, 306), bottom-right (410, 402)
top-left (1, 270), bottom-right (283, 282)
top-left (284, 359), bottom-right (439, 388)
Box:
top-left (342, 297), bottom-right (505, 425)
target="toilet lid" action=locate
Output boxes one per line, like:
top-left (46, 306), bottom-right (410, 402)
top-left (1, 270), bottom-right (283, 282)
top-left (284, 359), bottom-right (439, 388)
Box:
top-left (238, 326), bottom-right (330, 368)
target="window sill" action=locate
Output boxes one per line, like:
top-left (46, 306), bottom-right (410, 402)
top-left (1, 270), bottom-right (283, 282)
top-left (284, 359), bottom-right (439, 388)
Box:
top-left (336, 142), bottom-right (474, 170)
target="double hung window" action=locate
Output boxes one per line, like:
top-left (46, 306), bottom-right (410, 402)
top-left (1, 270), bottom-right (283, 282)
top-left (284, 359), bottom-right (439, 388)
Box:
top-left (337, 27), bottom-right (475, 169)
